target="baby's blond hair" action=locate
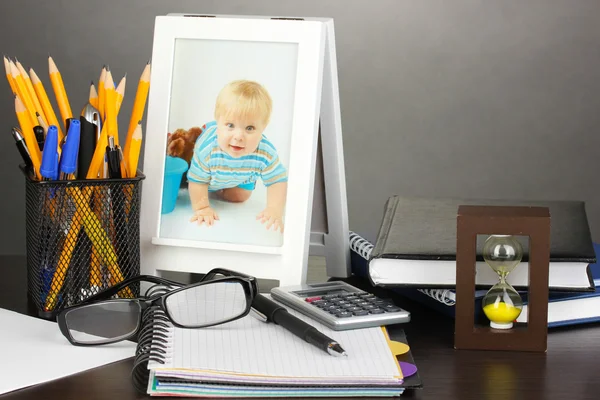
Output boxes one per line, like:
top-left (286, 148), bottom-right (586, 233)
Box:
top-left (214, 80), bottom-right (272, 125)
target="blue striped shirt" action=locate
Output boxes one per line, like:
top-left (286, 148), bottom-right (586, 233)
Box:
top-left (187, 121), bottom-right (288, 191)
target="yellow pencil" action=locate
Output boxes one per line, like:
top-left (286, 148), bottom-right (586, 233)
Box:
top-left (3, 56), bottom-right (17, 94)
top-left (104, 69), bottom-right (118, 145)
top-left (97, 66), bottom-right (106, 121)
top-left (10, 61), bottom-right (38, 127)
top-left (36, 112), bottom-right (49, 133)
top-left (15, 95), bottom-right (41, 179)
top-left (115, 74), bottom-right (126, 114)
top-left (48, 56), bottom-right (73, 127)
top-left (123, 62), bottom-right (150, 162)
top-left (16, 59), bottom-right (47, 126)
top-left (127, 123), bottom-right (142, 178)
top-left (89, 81), bottom-right (98, 110)
top-left (30, 68), bottom-right (65, 143)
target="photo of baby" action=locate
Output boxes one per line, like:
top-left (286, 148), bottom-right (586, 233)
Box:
top-left (158, 38), bottom-right (298, 248)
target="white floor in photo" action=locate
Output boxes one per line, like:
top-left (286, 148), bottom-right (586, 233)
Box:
top-left (159, 182), bottom-right (284, 248)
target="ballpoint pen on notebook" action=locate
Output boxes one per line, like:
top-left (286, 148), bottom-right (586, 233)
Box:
top-left (252, 294), bottom-right (347, 357)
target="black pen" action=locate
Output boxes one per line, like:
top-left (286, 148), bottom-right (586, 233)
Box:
top-left (11, 127), bottom-right (33, 169)
top-left (252, 294), bottom-right (347, 357)
top-left (106, 136), bottom-right (122, 179)
top-left (34, 125), bottom-right (45, 153)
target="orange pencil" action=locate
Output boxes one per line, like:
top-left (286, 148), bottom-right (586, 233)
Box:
top-left (104, 69), bottom-right (118, 145)
top-left (15, 95), bottom-right (41, 179)
top-left (3, 56), bottom-right (17, 94)
top-left (127, 123), bottom-right (142, 178)
top-left (123, 61), bottom-right (150, 162)
top-left (89, 81), bottom-right (98, 110)
top-left (16, 59), bottom-right (47, 126)
top-left (30, 68), bottom-right (64, 143)
top-left (97, 66), bottom-right (106, 121)
top-left (115, 74), bottom-right (126, 114)
top-left (10, 61), bottom-right (38, 126)
top-left (48, 56), bottom-right (73, 126)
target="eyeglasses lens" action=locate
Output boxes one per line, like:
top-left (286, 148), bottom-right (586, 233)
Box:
top-left (165, 281), bottom-right (247, 327)
top-left (64, 300), bottom-right (141, 344)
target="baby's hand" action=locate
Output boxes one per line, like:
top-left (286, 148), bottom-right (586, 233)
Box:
top-left (256, 207), bottom-right (284, 233)
top-left (190, 207), bottom-right (219, 227)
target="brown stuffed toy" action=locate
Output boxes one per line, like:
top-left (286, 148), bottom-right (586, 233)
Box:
top-left (166, 126), bottom-right (204, 166)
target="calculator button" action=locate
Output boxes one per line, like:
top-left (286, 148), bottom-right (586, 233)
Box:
top-left (362, 304), bottom-right (376, 310)
top-left (355, 301), bottom-right (370, 307)
top-left (321, 295), bottom-right (339, 300)
top-left (383, 304), bottom-right (402, 312)
top-left (323, 305), bottom-right (338, 311)
top-left (336, 300), bottom-right (350, 306)
top-left (311, 300), bottom-right (326, 306)
top-left (372, 299), bottom-right (390, 305)
top-left (345, 296), bottom-right (359, 301)
top-left (335, 311), bottom-right (353, 318)
top-left (346, 306), bottom-right (363, 313)
top-left (359, 293), bottom-right (375, 299)
top-left (305, 296), bottom-right (322, 303)
top-left (369, 308), bottom-right (385, 314)
top-left (352, 310), bottom-right (369, 316)
top-left (328, 308), bottom-right (343, 314)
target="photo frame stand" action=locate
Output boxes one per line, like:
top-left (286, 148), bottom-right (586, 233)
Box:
top-left (140, 15), bottom-right (349, 287)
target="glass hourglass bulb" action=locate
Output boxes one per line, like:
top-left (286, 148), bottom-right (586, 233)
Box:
top-left (481, 235), bottom-right (524, 329)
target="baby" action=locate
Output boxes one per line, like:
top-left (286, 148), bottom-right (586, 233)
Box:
top-left (187, 80), bottom-right (288, 233)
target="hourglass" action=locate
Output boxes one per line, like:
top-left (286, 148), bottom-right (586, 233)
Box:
top-left (454, 205), bottom-right (551, 352)
top-left (481, 235), bottom-right (523, 330)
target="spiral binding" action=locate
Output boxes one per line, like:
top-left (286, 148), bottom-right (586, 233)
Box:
top-left (130, 286), bottom-right (175, 393)
top-left (349, 231), bottom-right (455, 306)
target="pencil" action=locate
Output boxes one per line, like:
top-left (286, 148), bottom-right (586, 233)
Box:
top-left (97, 66), bottom-right (106, 121)
top-left (115, 74), bottom-right (126, 114)
top-left (123, 61), bottom-right (150, 162)
top-left (30, 68), bottom-right (65, 143)
top-left (10, 60), bottom-right (38, 127)
top-left (3, 56), bottom-right (17, 94)
top-left (36, 112), bottom-right (49, 133)
top-left (127, 122), bottom-right (142, 178)
top-left (89, 81), bottom-right (98, 110)
top-left (104, 69), bottom-right (118, 145)
top-left (15, 95), bottom-right (41, 179)
top-left (48, 56), bottom-right (73, 127)
top-left (16, 59), bottom-right (47, 127)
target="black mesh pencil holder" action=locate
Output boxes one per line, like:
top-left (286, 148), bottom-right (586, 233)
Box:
top-left (22, 165), bottom-right (146, 320)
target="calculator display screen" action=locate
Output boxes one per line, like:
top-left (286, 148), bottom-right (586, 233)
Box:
top-left (293, 288), bottom-right (351, 297)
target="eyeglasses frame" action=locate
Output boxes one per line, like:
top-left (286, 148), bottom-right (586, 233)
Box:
top-left (57, 269), bottom-right (258, 346)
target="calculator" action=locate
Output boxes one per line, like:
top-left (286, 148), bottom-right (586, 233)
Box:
top-left (270, 281), bottom-right (410, 331)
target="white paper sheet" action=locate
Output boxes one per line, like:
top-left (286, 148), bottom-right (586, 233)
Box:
top-left (0, 308), bottom-right (136, 395)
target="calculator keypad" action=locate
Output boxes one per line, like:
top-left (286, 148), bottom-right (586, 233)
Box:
top-left (305, 292), bottom-right (400, 318)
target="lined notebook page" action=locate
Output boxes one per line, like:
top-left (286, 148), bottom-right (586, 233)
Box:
top-left (150, 299), bottom-right (400, 379)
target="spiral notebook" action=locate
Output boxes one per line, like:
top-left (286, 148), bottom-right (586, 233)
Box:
top-left (132, 297), bottom-right (408, 397)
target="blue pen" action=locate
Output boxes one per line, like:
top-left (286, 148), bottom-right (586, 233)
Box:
top-left (40, 126), bottom-right (59, 181)
top-left (59, 119), bottom-right (81, 180)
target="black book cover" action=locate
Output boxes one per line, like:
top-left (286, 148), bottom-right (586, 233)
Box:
top-left (371, 196), bottom-right (597, 263)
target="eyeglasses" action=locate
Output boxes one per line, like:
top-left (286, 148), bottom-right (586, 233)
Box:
top-left (57, 268), bottom-right (258, 346)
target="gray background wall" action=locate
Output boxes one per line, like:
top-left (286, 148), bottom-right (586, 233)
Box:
top-left (0, 0), bottom-right (599, 255)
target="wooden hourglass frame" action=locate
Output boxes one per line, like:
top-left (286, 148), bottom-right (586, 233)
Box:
top-left (454, 205), bottom-right (551, 352)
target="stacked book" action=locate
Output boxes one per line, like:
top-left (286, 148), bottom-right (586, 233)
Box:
top-left (350, 196), bottom-right (600, 328)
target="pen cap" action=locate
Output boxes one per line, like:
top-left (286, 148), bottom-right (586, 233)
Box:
top-left (40, 126), bottom-right (59, 179)
top-left (33, 126), bottom-right (45, 142)
top-left (60, 119), bottom-right (81, 175)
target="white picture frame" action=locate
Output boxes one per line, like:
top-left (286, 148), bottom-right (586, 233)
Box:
top-left (140, 14), bottom-right (326, 286)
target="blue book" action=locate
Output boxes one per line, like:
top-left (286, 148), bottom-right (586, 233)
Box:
top-left (350, 232), bottom-right (600, 328)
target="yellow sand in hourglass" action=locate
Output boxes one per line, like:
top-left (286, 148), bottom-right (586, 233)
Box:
top-left (481, 235), bottom-right (524, 330)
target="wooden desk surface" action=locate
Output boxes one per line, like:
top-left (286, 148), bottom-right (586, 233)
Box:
top-left (1, 256), bottom-right (599, 399)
